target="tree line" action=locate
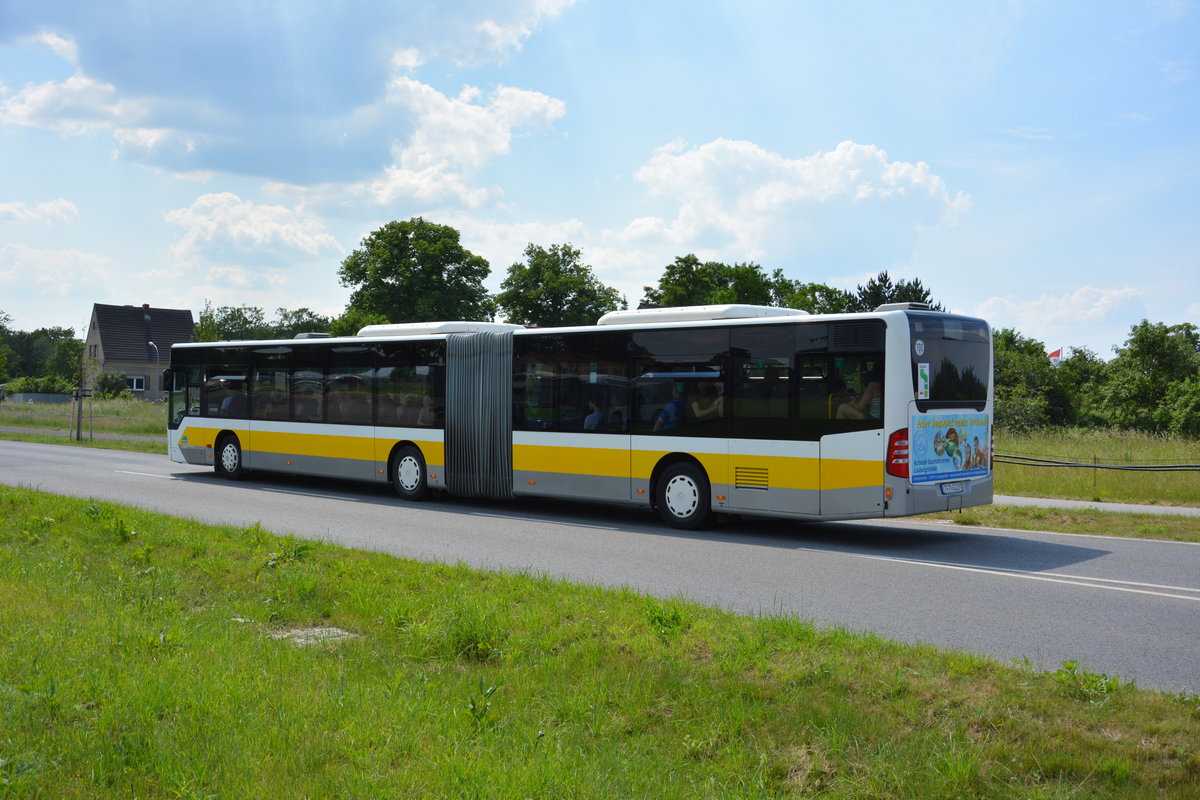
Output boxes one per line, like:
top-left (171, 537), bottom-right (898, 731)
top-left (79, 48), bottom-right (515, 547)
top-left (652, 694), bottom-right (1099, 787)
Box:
top-left (994, 322), bottom-right (1200, 437)
top-left (2, 215), bottom-right (1197, 438)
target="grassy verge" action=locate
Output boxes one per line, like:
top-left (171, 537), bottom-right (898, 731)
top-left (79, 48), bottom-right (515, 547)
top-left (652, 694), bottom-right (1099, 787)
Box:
top-left (2, 487), bottom-right (1198, 798)
top-left (995, 429), bottom-right (1200, 507)
top-left (0, 430), bottom-right (165, 455)
top-left (921, 506), bottom-right (1200, 544)
top-left (0, 397), bottom-right (164, 437)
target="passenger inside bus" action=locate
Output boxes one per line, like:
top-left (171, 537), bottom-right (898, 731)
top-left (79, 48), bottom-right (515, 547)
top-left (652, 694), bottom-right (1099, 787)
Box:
top-left (836, 367), bottom-right (882, 420)
top-left (690, 381), bottom-right (724, 420)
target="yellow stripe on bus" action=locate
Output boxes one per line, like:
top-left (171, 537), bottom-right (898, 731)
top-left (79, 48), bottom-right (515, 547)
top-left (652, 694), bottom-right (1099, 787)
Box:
top-left (820, 458), bottom-right (883, 490)
top-left (513, 444), bottom-right (630, 478)
top-left (250, 430), bottom-right (375, 461)
top-left (178, 426), bottom-right (444, 467)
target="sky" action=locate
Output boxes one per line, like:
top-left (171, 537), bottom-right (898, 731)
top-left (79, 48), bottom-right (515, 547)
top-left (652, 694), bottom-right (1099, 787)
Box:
top-left (1, 0), bottom-right (1196, 358)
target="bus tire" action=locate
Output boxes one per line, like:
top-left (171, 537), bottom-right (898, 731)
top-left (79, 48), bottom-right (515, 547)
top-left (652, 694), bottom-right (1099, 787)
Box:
top-left (392, 445), bottom-right (430, 501)
top-left (215, 433), bottom-right (244, 481)
top-left (655, 462), bottom-right (713, 530)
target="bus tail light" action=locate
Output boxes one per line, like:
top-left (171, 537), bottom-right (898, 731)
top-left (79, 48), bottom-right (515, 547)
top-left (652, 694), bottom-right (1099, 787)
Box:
top-left (886, 428), bottom-right (909, 479)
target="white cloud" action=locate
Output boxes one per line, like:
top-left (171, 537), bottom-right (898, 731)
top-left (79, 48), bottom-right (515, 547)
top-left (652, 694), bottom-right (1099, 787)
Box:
top-left (368, 79), bottom-right (566, 207)
top-left (0, 242), bottom-right (111, 296)
top-left (0, 73), bottom-right (150, 134)
top-left (31, 30), bottom-right (79, 64)
top-left (458, 0), bottom-right (577, 64)
top-left (0, 199), bottom-right (78, 225)
top-left (391, 48), bottom-right (425, 72)
top-left (975, 286), bottom-right (1145, 354)
top-left (0, 4), bottom-right (578, 185)
top-left (206, 265), bottom-right (290, 291)
top-left (165, 193), bottom-right (342, 267)
top-left (446, 215), bottom-right (588, 269)
top-left (624, 138), bottom-right (971, 255)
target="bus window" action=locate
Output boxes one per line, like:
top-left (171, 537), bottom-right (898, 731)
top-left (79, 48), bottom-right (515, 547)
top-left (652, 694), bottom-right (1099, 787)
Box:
top-left (206, 372), bottom-right (247, 418)
top-left (557, 359), bottom-right (629, 432)
top-left (376, 341), bottom-right (444, 428)
top-left (793, 354), bottom-right (884, 438)
top-left (168, 366), bottom-right (203, 427)
top-left (731, 325), bottom-right (793, 439)
top-left (635, 362), bottom-right (725, 436)
top-left (325, 345), bottom-right (373, 425)
top-left (291, 345), bottom-right (324, 423)
top-left (908, 314), bottom-right (990, 409)
top-left (252, 347), bottom-right (291, 421)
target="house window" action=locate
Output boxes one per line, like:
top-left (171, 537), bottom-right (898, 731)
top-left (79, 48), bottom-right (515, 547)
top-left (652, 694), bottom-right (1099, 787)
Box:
top-left (127, 376), bottom-right (146, 392)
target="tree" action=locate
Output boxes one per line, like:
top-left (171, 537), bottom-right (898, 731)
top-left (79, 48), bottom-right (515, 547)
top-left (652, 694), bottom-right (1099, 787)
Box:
top-left (0, 325), bottom-right (77, 377)
top-left (1162, 376), bottom-right (1200, 438)
top-left (640, 255), bottom-right (777, 307)
top-left (44, 338), bottom-right (84, 385)
top-left (194, 302), bottom-right (274, 342)
top-left (328, 307), bottom-right (388, 338)
top-left (1048, 346), bottom-right (1107, 427)
top-left (770, 274), bottom-right (855, 313)
top-left (1096, 320), bottom-right (1200, 432)
top-left (497, 243), bottom-right (625, 327)
top-left (339, 218), bottom-right (495, 323)
top-left (195, 303), bottom-right (334, 341)
top-left (271, 307), bottom-right (332, 339)
top-left (848, 270), bottom-right (943, 312)
top-left (992, 328), bottom-right (1055, 430)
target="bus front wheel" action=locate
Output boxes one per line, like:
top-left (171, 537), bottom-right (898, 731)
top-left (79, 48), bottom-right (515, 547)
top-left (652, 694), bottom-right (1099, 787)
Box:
top-left (392, 445), bottom-right (430, 501)
top-left (215, 434), bottom-right (244, 481)
top-left (655, 462), bottom-right (713, 530)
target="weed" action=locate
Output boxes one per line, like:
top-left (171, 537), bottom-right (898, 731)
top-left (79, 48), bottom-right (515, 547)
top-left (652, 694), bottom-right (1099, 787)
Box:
top-left (442, 602), bottom-right (502, 662)
top-left (1054, 660), bottom-right (1131, 703)
top-left (259, 539), bottom-right (313, 573)
top-left (646, 599), bottom-right (687, 641)
top-left (465, 677), bottom-right (505, 729)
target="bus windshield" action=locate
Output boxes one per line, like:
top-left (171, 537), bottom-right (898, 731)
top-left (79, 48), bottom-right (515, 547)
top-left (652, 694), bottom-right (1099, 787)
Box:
top-left (908, 313), bottom-right (990, 409)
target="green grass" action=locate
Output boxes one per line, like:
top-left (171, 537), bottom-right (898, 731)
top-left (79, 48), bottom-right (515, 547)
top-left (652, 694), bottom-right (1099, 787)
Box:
top-left (0, 396), bottom-right (164, 437)
top-left (922, 506), bottom-right (1200, 543)
top-left (2, 486), bottom-right (1198, 798)
top-left (995, 429), bottom-right (1200, 507)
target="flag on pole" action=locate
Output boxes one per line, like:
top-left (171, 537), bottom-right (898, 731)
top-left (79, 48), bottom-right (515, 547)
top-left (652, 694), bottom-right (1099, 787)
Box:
top-left (1048, 348), bottom-right (1062, 367)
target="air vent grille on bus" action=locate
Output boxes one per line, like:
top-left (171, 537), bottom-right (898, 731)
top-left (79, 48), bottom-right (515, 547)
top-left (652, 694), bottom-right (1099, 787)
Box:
top-left (734, 467), bottom-right (769, 490)
top-left (832, 322), bottom-right (880, 350)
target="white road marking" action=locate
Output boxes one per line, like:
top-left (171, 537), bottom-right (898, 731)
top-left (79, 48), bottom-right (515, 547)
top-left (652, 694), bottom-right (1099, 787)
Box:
top-left (116, 470), bottom-right (171, 480)
top-left (793, 547), bottom-right (1200, 603)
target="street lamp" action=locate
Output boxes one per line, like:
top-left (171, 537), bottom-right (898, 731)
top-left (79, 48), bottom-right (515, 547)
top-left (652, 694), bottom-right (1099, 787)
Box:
top-left (148, 341), bottom-right (159, 400)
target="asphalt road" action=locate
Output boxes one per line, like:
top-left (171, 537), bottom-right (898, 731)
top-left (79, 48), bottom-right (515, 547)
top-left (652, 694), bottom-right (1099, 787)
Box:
top-left (2, 439), bottom-right (1197, 692)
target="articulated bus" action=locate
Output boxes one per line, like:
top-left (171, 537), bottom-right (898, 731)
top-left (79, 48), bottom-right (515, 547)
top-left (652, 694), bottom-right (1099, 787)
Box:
top-left (166, 303), bottom-right (993, 529)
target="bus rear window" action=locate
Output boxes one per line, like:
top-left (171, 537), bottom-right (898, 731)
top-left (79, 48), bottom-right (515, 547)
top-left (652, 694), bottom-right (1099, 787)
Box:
top-left (908, 314), bottom-right (990, 408)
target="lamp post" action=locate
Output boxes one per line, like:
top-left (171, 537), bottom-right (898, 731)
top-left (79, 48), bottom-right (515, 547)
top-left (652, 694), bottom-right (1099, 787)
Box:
top-left (148, 341), bottom-right (160, 401)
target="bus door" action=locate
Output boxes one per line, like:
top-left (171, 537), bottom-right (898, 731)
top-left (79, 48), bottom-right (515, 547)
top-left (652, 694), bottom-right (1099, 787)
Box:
top-left (726, 354), bottom-right (819, 517)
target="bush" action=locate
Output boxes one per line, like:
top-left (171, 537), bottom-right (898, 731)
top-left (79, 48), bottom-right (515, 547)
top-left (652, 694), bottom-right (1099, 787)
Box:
top-left (5, 375), bottom-right (72, 394)
top-left (93, 372), bottom-right (128, 399)
top-left (1162, 376), bottom-right (1200, 438)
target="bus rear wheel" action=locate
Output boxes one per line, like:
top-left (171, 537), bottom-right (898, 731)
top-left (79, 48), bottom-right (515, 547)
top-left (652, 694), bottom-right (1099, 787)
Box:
top-left (656, 462), bottom-right (713, 530)
top-left (214, 434), bottom-right (244, 481)
top-left (392, 445), bottom-right (430, 501)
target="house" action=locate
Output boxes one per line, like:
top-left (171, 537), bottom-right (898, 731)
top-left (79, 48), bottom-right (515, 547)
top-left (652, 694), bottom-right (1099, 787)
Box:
top-left (84, 303), bottom-right (195, 401)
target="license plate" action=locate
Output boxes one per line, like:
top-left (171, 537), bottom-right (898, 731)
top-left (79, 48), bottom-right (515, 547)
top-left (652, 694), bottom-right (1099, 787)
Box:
top-left (939, 481), bottom-right (964, 496)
